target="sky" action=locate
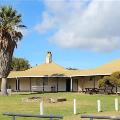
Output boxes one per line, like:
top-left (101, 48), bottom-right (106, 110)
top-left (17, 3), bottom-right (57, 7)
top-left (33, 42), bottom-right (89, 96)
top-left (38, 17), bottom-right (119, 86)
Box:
top-left (1, 0), bottom-right (120, 69)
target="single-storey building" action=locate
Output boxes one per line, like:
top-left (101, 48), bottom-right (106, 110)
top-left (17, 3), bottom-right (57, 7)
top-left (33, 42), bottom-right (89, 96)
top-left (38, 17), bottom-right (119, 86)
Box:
top-left (1, 51), bottom-right (120, 93)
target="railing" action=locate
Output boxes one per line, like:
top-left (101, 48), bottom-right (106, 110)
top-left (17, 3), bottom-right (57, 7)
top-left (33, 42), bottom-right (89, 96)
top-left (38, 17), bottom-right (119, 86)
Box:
top-left (3, 112), bottom-right (63, 120)
top-left (81, 114), bottom-right (120, 120)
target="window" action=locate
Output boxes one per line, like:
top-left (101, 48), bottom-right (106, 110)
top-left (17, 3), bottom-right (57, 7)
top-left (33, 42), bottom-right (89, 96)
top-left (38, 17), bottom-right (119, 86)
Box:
top-left (36, 78), bottom-right (48, 86)
top-left (74, 79), bottom-right (78, 83)
top-left (44, 78), bottom-right (48, 85)
top-left (36, 79), bottom-right (41, 86)
top-left (89, 76), bottom-right (94, 81)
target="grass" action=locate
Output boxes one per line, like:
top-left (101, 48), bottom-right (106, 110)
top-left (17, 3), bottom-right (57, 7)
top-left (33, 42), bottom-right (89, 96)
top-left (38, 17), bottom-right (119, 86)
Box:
top-left (0, 92), bottom-right (120, 120)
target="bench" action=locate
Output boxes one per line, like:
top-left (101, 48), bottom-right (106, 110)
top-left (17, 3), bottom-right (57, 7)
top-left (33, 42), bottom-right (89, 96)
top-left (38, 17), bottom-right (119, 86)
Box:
top-left (3, 112), bottom-right (63, 120)
top-left (85, 88), bottom-right (99, 94)
top-left (85, 87), bottom-right (114, 94)
top-left (98, 87), bottom-right (113, 94)
top-left (81, 114), bottom-right (120, 120)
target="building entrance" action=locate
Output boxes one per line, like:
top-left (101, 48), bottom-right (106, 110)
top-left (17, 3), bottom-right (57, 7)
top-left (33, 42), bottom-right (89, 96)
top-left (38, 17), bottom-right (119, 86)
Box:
top-left (66, 79), bottom-right (71, 92)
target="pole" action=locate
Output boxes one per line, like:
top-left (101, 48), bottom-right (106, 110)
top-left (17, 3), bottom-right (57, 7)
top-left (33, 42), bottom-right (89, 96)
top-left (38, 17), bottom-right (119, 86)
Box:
top-left (40, 100), bottom-right (44, 115)
top-left (115, 98), bottom-right (118, 112)
top-left (57, 77), bottom-right (58, 92)
top-left (97, 100), bottom-right (101, 112)
top-left (16, 77), bottom-right (18, 91)
top-left (42, 78), bottom-right (43, 92)
top-left (94, 76), bottom-right (95, 88)
top-left (70, 77), bottom-right (73, 92)
top-left (74, 99), bottom-right (76, 115)
top-left (30, 77), bottom-right (31, 92)
top-left (13, 116), bottom-right (16, 120)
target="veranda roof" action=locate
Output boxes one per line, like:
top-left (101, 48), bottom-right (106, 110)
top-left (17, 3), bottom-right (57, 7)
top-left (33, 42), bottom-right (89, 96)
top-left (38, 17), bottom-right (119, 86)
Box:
top-left (8, 59), bottom-right (120, 78)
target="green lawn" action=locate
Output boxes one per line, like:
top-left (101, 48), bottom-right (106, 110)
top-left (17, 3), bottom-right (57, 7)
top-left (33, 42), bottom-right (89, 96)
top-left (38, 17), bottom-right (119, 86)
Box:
top-left (0, 92), bottom-right (120, 120)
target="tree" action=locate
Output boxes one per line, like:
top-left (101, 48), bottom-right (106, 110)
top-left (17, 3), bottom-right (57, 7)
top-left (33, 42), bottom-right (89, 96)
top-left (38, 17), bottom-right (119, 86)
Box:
top-left (111, 71), bottom-right (120, 79)
top-left (11, 57), bottom-right (30, 71)
top-left (99, 76), bottom-right (116, 87)
top-left (111, 71), bottom-right (120, 92)
top-left (98, 71), bottom-right (120, 93)
top-left (98, 76), bottom-right (116, 93)
top-left (66, 67), bottom-right (78, 70)
top-left (0, 6), bottom-right (26, 95)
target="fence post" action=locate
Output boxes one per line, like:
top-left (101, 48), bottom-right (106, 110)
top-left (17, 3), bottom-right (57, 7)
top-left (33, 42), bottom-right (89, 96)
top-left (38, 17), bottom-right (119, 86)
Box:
top-left (90, 118), bottom-right (93, 120)
top-left (115, 98), bottom-right (118, 112)
top-left (50, 114), bottom-right (53, 120)
top-left (74, 99), bottom-right (76, 115)
top-left (40, 100), bottom-right (44, 115)
top-left (13, 116), bottom-right (16, 120)
top-left (97, 100), bottom-right (101, 112)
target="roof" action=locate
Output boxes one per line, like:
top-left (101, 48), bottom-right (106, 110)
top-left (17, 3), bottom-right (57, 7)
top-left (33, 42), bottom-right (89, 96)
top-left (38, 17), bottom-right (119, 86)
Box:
top-left (8, 59), bottom-right (120, 78)
top-left (8, 62), bottom-right (68, 78)
top-left (66, 59), bottom-right (120, 76)
top-left (96, 59), bottom-right (120, 70)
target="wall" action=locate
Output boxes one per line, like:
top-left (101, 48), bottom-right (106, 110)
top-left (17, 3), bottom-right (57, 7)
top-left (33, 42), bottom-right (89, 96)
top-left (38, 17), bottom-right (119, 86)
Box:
top-left (58, 78), bottom-right (66, 91)
top-left (77, 76), bottom-right (102, 92)
top-left (7, 78), bottom-right (16, 91)
top-left (2, 75), bottom-right (120, 93)
top-left (72, 78), bottom-right (78, 91)
top-left (31, 77), bottom-right (66, 92)
top-left (19, 78), bottom-right (30, 91)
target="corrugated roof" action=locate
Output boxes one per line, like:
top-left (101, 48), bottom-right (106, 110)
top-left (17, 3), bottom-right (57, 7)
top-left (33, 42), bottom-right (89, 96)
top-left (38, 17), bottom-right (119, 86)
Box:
top-left (8, 59), bottom-right (120, 78)
top-left (8, 62), bottom-right (68, 78)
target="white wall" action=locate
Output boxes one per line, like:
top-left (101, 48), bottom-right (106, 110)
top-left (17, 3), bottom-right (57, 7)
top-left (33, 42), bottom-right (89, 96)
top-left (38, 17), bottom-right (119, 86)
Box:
top-left (19, 78), bottom-right (30, 91)
top-left (58, 78), bottom-right (66, 91)
top-left (4, 75), bottom-right (116, 93)
top-left (73, 79), bottom-right (78, 91)
top-left (7, 78), bottom-right (16, 91)
top-left (31, 77), bottom-right (66, 92)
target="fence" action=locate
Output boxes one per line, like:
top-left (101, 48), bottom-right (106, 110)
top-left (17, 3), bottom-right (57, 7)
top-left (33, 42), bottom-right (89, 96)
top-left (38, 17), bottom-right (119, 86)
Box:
top-left (81, 114), bottom-right (120, 120)
top-left (3, 112), bottom-right (63, 120)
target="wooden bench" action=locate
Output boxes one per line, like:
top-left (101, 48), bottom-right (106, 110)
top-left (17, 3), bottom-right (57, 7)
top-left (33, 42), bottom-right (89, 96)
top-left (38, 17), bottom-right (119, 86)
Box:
top-left (81, 114), bottom-right (120, 120)
top-left (3, 112), bottom-right (63, 120)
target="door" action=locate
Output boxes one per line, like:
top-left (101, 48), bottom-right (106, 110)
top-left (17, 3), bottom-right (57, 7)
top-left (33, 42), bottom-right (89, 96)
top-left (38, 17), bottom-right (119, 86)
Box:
top-left (66, 79), bottom-right (71, 92)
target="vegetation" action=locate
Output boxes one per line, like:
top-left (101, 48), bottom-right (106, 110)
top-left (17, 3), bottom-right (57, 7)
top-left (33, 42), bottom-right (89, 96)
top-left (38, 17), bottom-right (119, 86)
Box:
top-left (0, 92), bottom-right (120, 120)
top-left (67, 67), bottom-right (78, 70)
top-left (98, 71), bottom-right (120, 93)
top-left (0, 6), bottom-right (26, 95)
top-left (11, 57), bottom-right (30, 71)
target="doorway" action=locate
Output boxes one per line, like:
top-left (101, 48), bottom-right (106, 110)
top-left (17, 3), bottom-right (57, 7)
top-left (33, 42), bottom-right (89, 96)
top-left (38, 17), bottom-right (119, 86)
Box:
top-left (16, 79), bottom-right (20, 91)
top-left (66, 79), bottom-right (71, 92)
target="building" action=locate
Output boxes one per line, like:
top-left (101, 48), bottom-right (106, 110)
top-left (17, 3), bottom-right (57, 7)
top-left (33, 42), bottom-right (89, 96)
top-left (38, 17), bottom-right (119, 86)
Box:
top-left (1, 52), bottom-right (120, 92)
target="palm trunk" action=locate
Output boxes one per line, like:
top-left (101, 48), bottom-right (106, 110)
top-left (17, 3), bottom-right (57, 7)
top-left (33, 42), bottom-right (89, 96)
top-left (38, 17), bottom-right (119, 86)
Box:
top-left (1, 78), bottom-right (7, 95)
top-left (0, 48), bottom-right (14, 96)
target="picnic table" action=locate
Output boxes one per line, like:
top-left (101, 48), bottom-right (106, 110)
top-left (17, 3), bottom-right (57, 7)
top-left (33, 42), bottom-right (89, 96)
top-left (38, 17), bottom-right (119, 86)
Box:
top-left (85, 88), bottom-right (99, 94)
top-left (85, 87), bottom-right (113, 94)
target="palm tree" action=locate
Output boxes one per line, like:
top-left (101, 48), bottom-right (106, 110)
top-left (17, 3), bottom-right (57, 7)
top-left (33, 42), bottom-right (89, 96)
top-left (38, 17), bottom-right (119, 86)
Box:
top-left (0, 6), bottom-right (26, 95)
